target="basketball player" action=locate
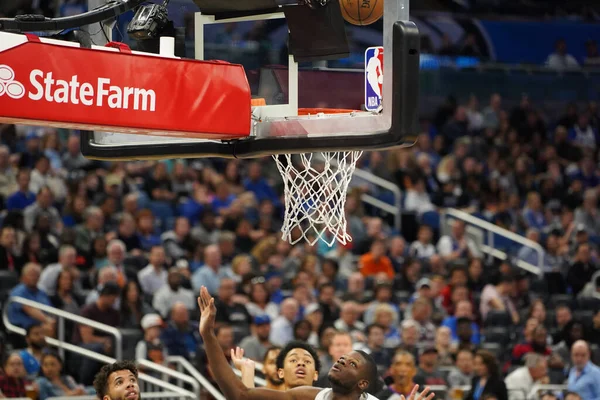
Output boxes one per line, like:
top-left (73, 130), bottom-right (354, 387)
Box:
top-left (198, 286), bottom-right (434, 400)
top-left (235, 341), bottom-right (321, 390)
top-left (366, 47), bottom-right (383, 99)
top-left (93, 360), bottom-right (140, 400)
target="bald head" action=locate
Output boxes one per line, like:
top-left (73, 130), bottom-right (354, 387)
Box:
top-left (170, 302), bottom-right (189, 326)
top-left (571, 340), bottom-right (591, 370)
top-left (280, 298), bottom-right (299, 321)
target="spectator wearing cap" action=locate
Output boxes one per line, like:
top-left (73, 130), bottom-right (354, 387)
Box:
top-left (567, 340), bottom-right (600, 400)
top-left (135, 313), bottom-right (168, 367)
top-left (6, 169), bottom-right (36, 211)
top-left (414, 347), bottom-right (448, 388)
top-left (160, 302), bottom-right (200, 360)
top-left (269, 297), bottom-right (299, 347)
top-left (567, 243), bottom-right (598, 296)
top-left (447, 349), bottom-right (474, 387)
top-left (137, 245), bottom-right (168, 296)
top-left (152, 268), bottom-right (196, 318)
top-left (504, 353), bottom-right (549, 400)
top-left (441, 300), bottom-right (481, 345)
top-left (409, 297), bottom-right (436, 347)
top-left (480, 274), bottom-right (519, 324)
top-left (73, 281), bottom-right (121, 385)
top-left (239, 315), bottom-right (273, 361)
top-left (358, 239), bottom-right (394, 280)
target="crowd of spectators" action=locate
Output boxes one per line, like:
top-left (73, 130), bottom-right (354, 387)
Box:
top-left (0, 89), bottom-right (597, 400)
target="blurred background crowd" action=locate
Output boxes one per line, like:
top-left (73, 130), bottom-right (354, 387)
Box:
top-left (0, 1), bottom-right (600, 400)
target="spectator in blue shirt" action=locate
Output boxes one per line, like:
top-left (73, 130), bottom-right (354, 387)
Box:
top-left (243, 162), bottom-right (279, 205)
top-left (211, 182), bottom-right (236, 215)
top-left (522, 192), bottom-right (547, 230)
top-left (7, 263), bottom-right (54, 333)
top-left (441, 300), bottom-right (481, 345)
top-left (160, 302), bottom-right (200, 360)
top-left (567, 340), bottom-right (600, 400)
top-left (6, 169), bottom-right (36, 211)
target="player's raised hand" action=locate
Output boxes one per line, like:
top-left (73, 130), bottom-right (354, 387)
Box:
top-left (400, 385), bottom-right (435, 400)
top-left (231, 347), bottom-right (246, 371)
top-left (198, 286), bottom-right (216, 337)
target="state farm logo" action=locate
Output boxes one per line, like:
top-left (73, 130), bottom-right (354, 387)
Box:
top-left (0, 64), bottom-right (156, 112)
top-left (0, 65), bottom-right (26, 99)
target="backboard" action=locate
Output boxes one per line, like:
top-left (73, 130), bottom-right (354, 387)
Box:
top-left (79, 0), bottom-right (419, 160)
top-left (0, 0), bottom-right (419, 159)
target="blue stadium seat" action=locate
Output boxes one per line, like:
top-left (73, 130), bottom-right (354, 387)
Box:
top-left (420, 210), bottom-right (440, 231)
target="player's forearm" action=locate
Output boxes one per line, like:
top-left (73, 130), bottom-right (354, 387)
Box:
top-left (241, 365), bottom-right (256, 388)
top-left (202, 332), bottom-right (250, 400)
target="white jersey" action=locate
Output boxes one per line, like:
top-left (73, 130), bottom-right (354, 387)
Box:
top-left (315, 388), bottom-right (379, 400)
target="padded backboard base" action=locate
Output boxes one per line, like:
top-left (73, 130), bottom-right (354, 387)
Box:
top-left (81, 20), bottom-right (421, 160)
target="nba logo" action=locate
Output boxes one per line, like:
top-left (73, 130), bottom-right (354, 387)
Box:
top-left (365, 46), bottom-right (383, 112)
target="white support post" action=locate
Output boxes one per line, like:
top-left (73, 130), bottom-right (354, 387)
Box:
top-left (193, 11), bottom-right (299, 124)
top-left (86, 0), bottom-right (113, 45)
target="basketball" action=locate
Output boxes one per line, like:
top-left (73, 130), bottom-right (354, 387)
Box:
top-left (339, 0), bottom-right (383, 26)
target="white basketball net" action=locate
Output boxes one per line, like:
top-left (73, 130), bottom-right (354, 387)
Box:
top-left (273, 151), bottom-right (363, 247)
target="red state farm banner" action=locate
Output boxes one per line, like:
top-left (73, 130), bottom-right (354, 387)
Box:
top-left (0, 34), bottom-right (252, 139)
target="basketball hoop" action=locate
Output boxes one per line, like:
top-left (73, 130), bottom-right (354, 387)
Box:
top-left (273, 108), bottom-right (363, 247)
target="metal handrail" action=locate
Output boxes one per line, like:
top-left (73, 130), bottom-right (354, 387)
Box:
top-left (165, 356), bottom-right (226, 400)
top-left (231, 365), bottom-right (268, 387)
top-left (47, 393), bottom-right (188, 400)
top-left (442, 208), bottom-right (544, 276)
top-left (3, 296), bottom-right (123, 360)
top-left (3, 318), bottom-right (194, 398)
top-left (137, 360), bottom-right (201, 400)
top-left (352, 167), bottom-right (402, 232)
top-left (528, 384), bottom-right (568, 398)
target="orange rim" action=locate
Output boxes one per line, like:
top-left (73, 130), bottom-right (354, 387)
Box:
top-left (297, 108), bottom-right (359, 115)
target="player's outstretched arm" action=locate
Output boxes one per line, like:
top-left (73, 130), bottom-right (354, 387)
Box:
top-left (198, 287), bottom-right (318, 400)
top-left (400, 385), bottom-right (435, 400)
